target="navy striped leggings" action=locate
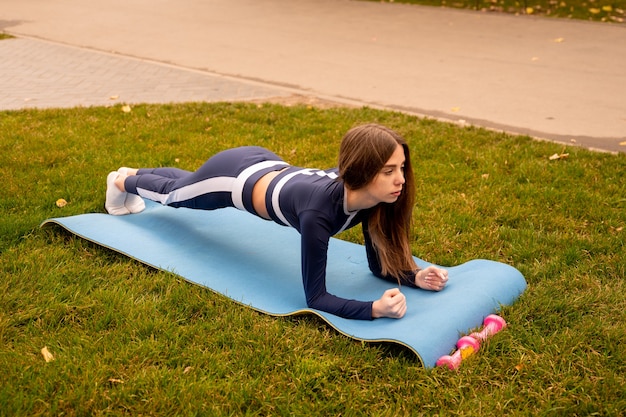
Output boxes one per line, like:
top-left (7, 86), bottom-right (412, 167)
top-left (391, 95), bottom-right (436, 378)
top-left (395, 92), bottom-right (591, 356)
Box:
top-left (124, 146), bottom-right (289, 215)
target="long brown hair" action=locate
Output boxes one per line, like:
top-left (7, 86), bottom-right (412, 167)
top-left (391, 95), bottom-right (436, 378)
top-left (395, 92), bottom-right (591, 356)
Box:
top-left (338, 124), bottom-right (417, 279)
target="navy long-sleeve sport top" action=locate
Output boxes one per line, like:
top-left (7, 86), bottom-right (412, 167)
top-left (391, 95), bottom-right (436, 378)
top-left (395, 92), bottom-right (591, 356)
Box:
top-left (263, 166), bottom-right (417, 320)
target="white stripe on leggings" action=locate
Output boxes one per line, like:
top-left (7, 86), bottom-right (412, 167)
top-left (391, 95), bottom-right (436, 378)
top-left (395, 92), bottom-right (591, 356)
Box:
top-left (137, 176), bottom-right (236, 205)
top-left (231, 160), bottom-right (288, 211)
top-left (136, 160), bottom-right (288, 208)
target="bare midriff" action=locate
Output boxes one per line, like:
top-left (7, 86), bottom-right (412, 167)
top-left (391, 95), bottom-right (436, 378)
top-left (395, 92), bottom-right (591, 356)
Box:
top-left (252, 168), bottom-right (288, 220)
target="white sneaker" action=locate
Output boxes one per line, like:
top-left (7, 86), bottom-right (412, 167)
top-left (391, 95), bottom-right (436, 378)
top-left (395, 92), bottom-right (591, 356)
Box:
top-left (117, 168), bottom-right (145, 214)
top-left (105, 171), bottom-right (130, 215)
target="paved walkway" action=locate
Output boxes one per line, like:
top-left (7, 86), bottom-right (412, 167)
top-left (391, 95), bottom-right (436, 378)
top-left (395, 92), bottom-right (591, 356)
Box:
top-left (1, 0), bottom-right (625, 153)
top-left (0, 37), bottom-right (291, 110)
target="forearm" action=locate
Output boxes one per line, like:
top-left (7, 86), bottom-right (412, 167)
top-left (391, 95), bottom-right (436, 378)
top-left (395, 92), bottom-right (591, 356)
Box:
top-left (307, 293), bottom-right (374, 320)
top-left (372, 268), bottom-right (419, 288)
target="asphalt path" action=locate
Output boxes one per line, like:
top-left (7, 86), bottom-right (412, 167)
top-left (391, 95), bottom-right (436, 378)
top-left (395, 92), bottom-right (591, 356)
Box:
top-left (2, 0), bottom-right (625, 153)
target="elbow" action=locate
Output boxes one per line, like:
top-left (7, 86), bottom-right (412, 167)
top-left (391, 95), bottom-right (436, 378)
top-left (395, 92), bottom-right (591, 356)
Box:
top-left (306, 295), bottom-right (323, 311)
top-left (370, 269), bottom-right (384, 279)
top-left (367, 263), bottom-right (384, 279)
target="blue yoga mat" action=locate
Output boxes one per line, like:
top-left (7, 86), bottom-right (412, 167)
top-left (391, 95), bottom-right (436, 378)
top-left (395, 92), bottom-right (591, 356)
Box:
top-left (42, 200), bottom-right (526, 367)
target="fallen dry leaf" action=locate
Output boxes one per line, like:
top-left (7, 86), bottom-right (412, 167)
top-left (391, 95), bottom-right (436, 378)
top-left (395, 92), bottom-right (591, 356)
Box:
top-left (108, 378), bottom-right (124, 384)
top-left (109, 95), bottom-right (119, 100)
top-left (526, 7), bottom-right (534, 14)
top-left (183, 366), bottom-right (193, 374)
top-left (41, 346), bottom-right (55, 362)
top-left (451, 107), bottom-right (461, 113)
top-left (619, 141), bottom-right (626, 146)
top-left (481, 173), bottom-right (490, 179)
top-left (554, 37), bottom-right (565, 43)
top-left (549, 153), bottom-right (569, 160)
top-left (56, 198), bottom-right (67, 208)
top-left (122, 105), bottom-right (132, 113)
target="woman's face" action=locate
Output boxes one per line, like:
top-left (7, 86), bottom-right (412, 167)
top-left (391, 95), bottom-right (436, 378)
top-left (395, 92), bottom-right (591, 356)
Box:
top-left (363, 144), bottom-right (406, 204)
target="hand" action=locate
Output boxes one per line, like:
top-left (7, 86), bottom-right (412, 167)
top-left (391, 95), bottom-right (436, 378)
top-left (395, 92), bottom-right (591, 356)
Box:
top-left (415, 266), bottom-right (448, 291)
top-left (372, 288), bottom-right (407, 319)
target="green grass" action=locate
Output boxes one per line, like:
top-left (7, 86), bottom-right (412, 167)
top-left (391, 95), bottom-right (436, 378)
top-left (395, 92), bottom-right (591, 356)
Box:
top-left (1, 102), bottom-right (625, 416)
top-left (372, 0), bottom-right (626, 22)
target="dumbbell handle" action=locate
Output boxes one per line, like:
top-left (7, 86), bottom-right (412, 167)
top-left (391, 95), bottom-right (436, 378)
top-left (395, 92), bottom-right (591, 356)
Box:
top-left (470, 314), bottom-right (506, 341)
top-left (435, 336), bottom-right (479, 370)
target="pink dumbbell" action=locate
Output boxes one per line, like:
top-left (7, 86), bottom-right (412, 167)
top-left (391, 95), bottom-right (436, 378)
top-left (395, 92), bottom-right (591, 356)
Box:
top-left (436, 314), bottom-right (507, 369)
top-left (436, 336), bottom-right (480, 370)
top-left (470, 314), bottom-right (507, 342)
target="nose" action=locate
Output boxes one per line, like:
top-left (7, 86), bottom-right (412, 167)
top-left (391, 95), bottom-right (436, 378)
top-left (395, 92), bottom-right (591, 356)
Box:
top-left (396, 170), bottom-right (405, 185)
